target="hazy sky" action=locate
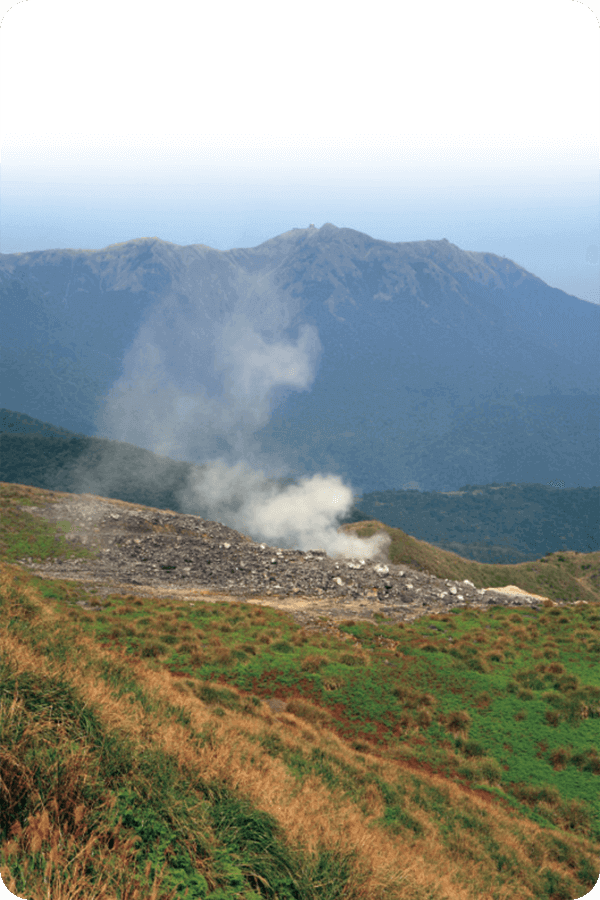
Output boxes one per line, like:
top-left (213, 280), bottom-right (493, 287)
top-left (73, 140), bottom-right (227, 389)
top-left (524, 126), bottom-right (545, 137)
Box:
top-left (1, 0), bottom-right (598, 302)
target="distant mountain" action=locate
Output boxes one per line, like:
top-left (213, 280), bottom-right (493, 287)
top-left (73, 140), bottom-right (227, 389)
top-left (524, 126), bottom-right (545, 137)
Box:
top-left (343, 481), bottom-right (600, 562)
top-left (0, 408), bottom-right (89, 440)
top-left (1, 224), bottom-right (598, 494)
top-left (2, 412), bottom-right (598, 565)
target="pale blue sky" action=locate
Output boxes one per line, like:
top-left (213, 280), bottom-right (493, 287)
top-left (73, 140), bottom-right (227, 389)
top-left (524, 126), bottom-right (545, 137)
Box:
top-left (1, 0), bottom-right (598, 302)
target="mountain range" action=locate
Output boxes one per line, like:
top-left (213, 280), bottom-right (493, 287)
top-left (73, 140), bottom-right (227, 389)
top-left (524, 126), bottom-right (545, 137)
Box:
top-left (1, 223), bottom-right (598, 496)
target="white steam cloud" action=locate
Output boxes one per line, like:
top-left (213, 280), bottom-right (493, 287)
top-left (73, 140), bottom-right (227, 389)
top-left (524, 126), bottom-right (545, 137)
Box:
top-left (82, 265), bottom-right (389, 561)
top-left (180, 458), bottom-right (390, 560)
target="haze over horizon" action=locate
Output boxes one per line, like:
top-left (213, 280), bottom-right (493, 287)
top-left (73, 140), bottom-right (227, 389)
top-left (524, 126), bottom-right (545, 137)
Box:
top-left (0, 0), bottom-right (598, 303)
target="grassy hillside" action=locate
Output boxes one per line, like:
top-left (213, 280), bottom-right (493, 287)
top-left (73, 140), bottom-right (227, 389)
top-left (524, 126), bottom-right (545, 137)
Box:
top-left (1, 484), bottom-right (599, 899)
top-left (338, 520), bottom-right (600, 608)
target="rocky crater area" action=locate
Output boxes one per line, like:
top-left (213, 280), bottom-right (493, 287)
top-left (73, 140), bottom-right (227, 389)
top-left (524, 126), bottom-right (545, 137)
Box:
top-left (8, 491), bottom-right (559, 628)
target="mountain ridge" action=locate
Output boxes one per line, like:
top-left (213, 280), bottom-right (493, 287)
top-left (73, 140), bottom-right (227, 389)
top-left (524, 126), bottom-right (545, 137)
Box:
top-left (1, 223), bottom-right (597, 496)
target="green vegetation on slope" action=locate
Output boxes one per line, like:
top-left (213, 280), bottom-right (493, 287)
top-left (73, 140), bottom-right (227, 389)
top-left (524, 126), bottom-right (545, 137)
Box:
top-left (1, 484), bottom-right (599, 899)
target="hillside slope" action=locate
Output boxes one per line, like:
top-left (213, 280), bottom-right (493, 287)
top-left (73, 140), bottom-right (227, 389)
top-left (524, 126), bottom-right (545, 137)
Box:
top-left (1, 482), bottom-right (599, 899)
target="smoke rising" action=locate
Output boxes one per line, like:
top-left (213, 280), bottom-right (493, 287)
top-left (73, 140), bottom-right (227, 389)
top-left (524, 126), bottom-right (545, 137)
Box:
top-left (73, 266), bottom-right (390, 561)
top-left (178, 458), bottom-right (391, 560)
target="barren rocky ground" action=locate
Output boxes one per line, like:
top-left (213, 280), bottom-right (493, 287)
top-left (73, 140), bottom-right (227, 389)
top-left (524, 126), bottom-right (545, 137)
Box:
top-left (9, 488), bottom-right (556, 633)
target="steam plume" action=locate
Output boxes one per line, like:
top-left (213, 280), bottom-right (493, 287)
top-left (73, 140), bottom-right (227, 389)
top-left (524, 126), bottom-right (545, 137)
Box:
top-left (76, 264), bottom-right (390, 560)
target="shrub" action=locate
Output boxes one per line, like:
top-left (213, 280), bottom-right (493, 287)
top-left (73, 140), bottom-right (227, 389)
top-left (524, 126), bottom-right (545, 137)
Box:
top-left (549, 747), bottom-right (572, 769)
top-left (559, 799), bottom-right (591, 833)
top-left (285, 697), bottom-right (334, 726)
top-left (417, 710), bottom-right (433, 728)
top-left (418, 693), bottom-right (437, 708)
top-left (463, 740), bottom-right (485, 758)
top-left (517, 689), bottom-right (534, 701)
top-left (140, 642), bottom-right (167, 658)
top-left (398, 712), bottom-right (415, 730)
top-left (571, 749), bottom-right (600, 774)
top-left (338, 651), bottom-right (368, 667)
top-left (511, 783), bottom-right (561, 808)
top-left (300, 653), bottom-right (328, 673)
top-left (467, 654), bottom-right (490, 673)
top-left (476, 757), bottom-right (503, 783)
top-left (271, 640), bottom-right (294, 653)
top-left (446, 710), bottom-right (472, 734)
